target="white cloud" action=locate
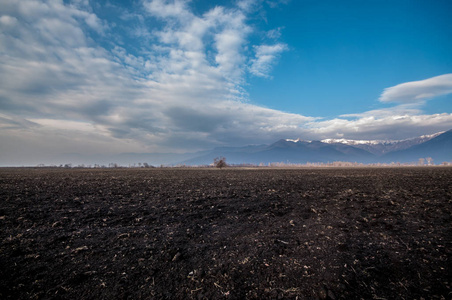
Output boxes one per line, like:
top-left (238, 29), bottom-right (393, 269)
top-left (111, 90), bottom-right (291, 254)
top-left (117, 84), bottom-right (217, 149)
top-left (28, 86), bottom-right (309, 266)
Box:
top-left (340, 105), bottom-right (423, 119)
top-left (144, 0), bottom-right (192, 20)
top-left (250, 43), bottom-right (288, 77)
top-left (0, 15), bottom-right (18, 26)
top-left (142, 0), bottom-right (252, 85)
top-left (266, 27), bottom-right (283, 39)
top-left (237, 0), bottom-right (260, 12)
top-left (379, 73), bottom-right (452, 103)
top-left (214, 28), bottom-right (248, 80)
top-left (29, 119), bottom-right (99, 133)
top-left (304, 113), bottom-right (452, 140)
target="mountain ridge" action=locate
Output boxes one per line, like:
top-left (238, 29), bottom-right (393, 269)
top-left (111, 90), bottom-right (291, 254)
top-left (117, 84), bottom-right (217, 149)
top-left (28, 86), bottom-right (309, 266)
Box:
top-left (178, 130), bottom-right (452, 165)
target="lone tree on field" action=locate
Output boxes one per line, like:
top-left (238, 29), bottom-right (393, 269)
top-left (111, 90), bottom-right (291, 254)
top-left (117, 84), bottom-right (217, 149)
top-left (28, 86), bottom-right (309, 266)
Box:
top-left (214, 157), bottom-right (227, 169)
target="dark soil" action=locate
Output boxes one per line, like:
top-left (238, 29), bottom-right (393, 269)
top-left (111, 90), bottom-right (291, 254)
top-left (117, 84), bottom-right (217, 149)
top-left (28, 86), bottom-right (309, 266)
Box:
top-left (0, 167), bottom-right (451, 299)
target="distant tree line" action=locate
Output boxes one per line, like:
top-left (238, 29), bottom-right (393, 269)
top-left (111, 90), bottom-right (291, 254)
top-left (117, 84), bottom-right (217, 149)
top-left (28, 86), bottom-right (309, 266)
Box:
top-left (33, 156), bottom-right (452, 169)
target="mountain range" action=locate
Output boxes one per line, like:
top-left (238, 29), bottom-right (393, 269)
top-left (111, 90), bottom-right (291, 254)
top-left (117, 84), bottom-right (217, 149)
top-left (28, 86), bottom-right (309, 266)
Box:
top-left (179, 130), bottom-right (451, 165)
top-left (57, 130), bottom-right (452, 166)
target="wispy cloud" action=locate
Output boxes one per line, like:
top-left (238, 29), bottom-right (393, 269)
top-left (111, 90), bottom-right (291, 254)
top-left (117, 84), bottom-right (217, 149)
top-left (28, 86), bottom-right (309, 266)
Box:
top-left (266, 27), bottom-right (284, 39)
top-left (379, 73), bottom-right (452, 103)
top-left (249, 43), bottom-right (288, 78)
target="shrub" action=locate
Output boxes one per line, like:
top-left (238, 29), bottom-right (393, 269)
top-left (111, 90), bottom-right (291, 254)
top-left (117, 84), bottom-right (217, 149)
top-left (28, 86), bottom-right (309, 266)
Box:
top-left (213, 157), bottom-right (227, 169)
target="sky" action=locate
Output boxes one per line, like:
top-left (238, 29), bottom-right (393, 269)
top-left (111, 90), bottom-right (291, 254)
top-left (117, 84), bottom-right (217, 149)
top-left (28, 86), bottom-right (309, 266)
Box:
top-left (0, 0), bottom-right (451, 165)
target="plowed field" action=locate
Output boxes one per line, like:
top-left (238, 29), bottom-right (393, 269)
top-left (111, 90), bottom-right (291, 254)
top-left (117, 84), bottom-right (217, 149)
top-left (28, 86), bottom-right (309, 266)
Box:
top-left (1, 167), bottom-right (451, 299)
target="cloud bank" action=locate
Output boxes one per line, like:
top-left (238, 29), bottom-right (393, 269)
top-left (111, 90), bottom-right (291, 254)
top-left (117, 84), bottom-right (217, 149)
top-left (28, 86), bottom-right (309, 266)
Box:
top-left (0, 0), bottom-right (451, 165)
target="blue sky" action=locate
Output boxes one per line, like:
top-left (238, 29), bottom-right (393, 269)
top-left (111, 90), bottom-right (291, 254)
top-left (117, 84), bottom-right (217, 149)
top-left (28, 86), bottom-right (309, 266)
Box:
top-left (248, 0), bottom-right (452, 117)
top-left (0, 0), bottom-right (451, 165)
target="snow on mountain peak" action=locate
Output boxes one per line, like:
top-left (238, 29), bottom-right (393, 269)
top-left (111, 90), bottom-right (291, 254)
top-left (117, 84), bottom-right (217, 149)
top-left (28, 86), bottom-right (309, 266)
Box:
top-left (285, 138), bottom-right (311, 143)
top-left (321, 138), bottom-right (393, 145)
top-left (320, 131), bottom-right (444, 146)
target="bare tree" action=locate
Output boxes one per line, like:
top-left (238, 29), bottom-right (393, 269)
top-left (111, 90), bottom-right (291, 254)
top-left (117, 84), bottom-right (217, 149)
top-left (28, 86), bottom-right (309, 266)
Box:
top-left (213, 157), bottom-right (227, 169)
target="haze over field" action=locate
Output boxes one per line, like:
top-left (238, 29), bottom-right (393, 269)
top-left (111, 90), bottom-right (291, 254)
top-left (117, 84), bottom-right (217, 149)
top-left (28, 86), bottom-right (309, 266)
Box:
top-left (0, 0), bottom-right (451, 166)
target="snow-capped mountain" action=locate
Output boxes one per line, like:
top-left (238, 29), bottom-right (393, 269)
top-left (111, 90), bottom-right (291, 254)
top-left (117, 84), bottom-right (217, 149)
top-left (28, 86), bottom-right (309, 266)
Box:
top-left (381, 130), bottom-right (452, 164)
top-left (320, 132), bottom-right (443, 145)
top-left (319, 132), bottom-right (444, 155)
top-left (179, 130), bottom-right (451, 165)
